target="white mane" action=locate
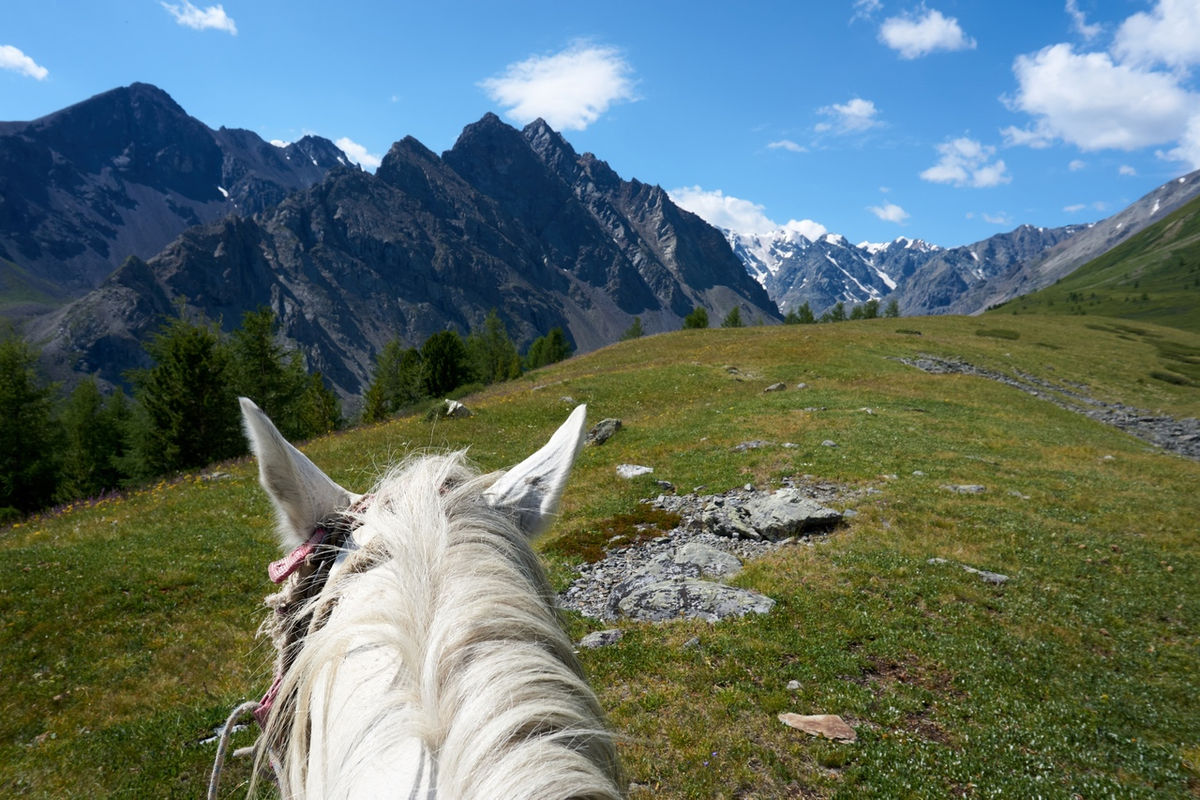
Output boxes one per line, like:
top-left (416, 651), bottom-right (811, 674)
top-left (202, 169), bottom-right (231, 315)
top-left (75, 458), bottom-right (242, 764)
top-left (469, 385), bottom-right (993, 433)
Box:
top-left (238, 400), bottom-right (621, 799)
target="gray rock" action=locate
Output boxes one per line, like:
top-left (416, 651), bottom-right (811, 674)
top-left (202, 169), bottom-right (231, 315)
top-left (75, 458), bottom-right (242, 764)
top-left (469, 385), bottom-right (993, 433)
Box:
top-left (764, 382), bottom-right (787, 392)
top-left (444, 399), bottom-right (472, 418)
top-left (743, 489), bottom-right (842, 540)
top-left (786, 680), bottom-right (801, 691)
top-left (943, 484), bottom-right (986, 494)
top-left (617, 578), bottom-right (776, 622)
top-left (655, 480), bottom-right (676, 493)
top-left (616, 464), bottom-right (654, 479)
top-left (674, 541), bottom-right (743, 578)
top-left (578, 629), bottom-right (624, 649)
top-left (928, 557), bottom-right (1010, 585)
top-left (733, 440), bottom-right (772, 452)
top-left (587, 418), bottom-right (622, 446)
top-left (821, 440), bottom-right (838, 448)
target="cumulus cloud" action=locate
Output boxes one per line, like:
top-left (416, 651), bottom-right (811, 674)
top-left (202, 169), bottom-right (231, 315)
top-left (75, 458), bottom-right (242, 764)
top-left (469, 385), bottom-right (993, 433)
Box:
top-left (920, 137), bottom-right (1011, 188)
top-left (480, 42), bottom-right (635, 131)
top-left (668, 185), bottom-right (826, 240)
top-left (0, 45), bottom-right (48, 80)
top-left (815, 97), bottom-right (880, 134)
top-left (851, 0), bottom-right (882, 22)
top-left (1009, 44), bottom-right (1199, 152)
top-left (768, 139), bottom-right (806, 153)
top-left (1112, 0), bottom-right (1200, 70)
top-left (879, 9), bottom-right (976, 59)
top-left (335, 137), bottom-right (382, 171)
top-left (1066, 0), bottom-right (1102, 40)
top-left (161, 2), bottom-right (237, 34)
top-left (868, 202), bottom-right (910, 223)
top-left (1063, 203), bottom-right (1088, 213)
top-left (982, 211), bottom-right (1012, 225)
top-left (1118, 164), bottom-right (1137, 175)
top-left (1068, 158), bottom-right (1086, 171)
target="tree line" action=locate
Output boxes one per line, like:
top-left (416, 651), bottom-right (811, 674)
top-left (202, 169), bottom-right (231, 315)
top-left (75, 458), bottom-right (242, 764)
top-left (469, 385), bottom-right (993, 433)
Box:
top-left (0, 308), bottom-right (573, 519)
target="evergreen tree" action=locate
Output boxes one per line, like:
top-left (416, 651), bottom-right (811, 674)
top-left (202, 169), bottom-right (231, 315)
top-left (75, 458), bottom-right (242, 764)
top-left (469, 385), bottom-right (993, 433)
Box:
top-left (884, 298), bottom-right (901, 318)
top-left (362, 340), bottom-right (425, 422)
top-left (421, 330), bottom-right (472, 397)
top-left (682, 306), bottom-right (709, 329)
top-left (863, 299), bottom-right (881, 319)
top-left (849, 304), bottom-right (866, 320)
top-left (129, 314), bottom-right (241, 475)
top-left (466, 310), bottom-right (521, 385)
top-left (57, 378), bottom-right (132, 501)
top-left (823, 302), bottom-right (847, 322)
top-left (525, 327), bottom-right (572, 369)
top-left (784, 302), bottom-right (816, 324)
top-left (620, 316), bottom-right (644, 340)
top-left (229, 307), bottom-right (318, 440)
top-left (721, 307), bottom-right (744, 328)
top-left (0, 332), bottom-right (59, 514)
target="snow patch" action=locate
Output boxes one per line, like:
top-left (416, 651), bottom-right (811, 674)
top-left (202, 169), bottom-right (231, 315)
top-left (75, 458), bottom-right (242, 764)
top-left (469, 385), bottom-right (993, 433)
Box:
top-left (1152, 199), bottom-right (1161, 215)
top-left (217, 186), bottom-right (229, 198)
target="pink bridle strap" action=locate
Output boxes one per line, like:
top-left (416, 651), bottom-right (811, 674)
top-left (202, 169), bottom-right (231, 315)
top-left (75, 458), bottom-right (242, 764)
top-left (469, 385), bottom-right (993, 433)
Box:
top-left (266, 527), bottom-right (329, 584)
top-left (254, 673), bottom-right (283, 727)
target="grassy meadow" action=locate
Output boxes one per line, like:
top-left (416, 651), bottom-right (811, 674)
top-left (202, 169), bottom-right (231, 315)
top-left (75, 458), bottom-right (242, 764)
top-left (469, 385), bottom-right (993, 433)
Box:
top-left (1, 314), bottom-right (1198, 798)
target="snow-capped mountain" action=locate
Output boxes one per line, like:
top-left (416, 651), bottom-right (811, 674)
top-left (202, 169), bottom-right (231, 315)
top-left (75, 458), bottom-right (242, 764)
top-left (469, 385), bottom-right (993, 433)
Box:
top-left (724, 224), bottom-right (1083, 317)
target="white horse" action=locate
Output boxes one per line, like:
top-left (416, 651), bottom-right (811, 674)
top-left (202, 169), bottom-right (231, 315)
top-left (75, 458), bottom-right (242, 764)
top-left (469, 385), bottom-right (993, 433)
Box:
top-left (237, 398), bottom-right (622, 799)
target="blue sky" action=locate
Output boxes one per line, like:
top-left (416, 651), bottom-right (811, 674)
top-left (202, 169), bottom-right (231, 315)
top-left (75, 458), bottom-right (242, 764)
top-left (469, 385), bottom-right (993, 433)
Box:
top-left (4, 1), bottom-right (1200, 248)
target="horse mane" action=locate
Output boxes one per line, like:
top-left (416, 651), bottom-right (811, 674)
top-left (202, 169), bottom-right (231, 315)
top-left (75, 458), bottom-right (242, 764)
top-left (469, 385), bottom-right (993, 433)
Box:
top-left (256, 450), bottom-right (623, 799)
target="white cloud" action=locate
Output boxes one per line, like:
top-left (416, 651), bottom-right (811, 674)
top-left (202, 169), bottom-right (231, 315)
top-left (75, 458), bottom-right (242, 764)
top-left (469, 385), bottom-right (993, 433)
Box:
top-left (816, 97), bottom-right (880, 134)
top-left (161, 2), bottom-right (237, 34)
top-left (0, 45), bottom-right (48, 80)
top-left (852, 0), bottom-right (882, 22)
top-left (868, 202), bottom-right (910, 223)
top-left (982, 211), bottom-right (1012, 225)
top-left (1063, 203), bottom-right (1088, 213)
top-left (879, 9), bottom-right (976, 59)
top-left (768, 139), bottom-right (806, 153)
top-left (1161, 114), bottom-right (1200, 169)
top-left (480, 42), bottom-right (635, 131)
top-left (669, 185), bottom-right (826, 240)
top-left (1068, 158), bottom-right (1086, 171)
top-left (920, 137), bottom-right (1011, 188)
top-left (1118, 164), bottom-right (1137, 175)
top-left (1065, 0), bottom-right (1102, 40)
top-left (1008, 43), bottom-right (1200, 152)
top-left (335, 137), bottom-right (382, 171)
top-left (270, 139), bottom-right (289, 148)
top-left (1112, 0), bottom-right (1200, 70)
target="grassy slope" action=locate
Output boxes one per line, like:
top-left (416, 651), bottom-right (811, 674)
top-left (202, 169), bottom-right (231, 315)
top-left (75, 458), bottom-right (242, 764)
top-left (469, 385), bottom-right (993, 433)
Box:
top-left (1, 315), bottom-right (1197, 798)
top-left (996, 194), bottom-right (1200, 334)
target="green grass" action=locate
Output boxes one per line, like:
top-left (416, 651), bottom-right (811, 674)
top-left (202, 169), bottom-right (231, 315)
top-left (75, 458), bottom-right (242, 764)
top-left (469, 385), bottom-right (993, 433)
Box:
top-left (2, 314), bottom-right (1198, 798)
top-left (997, 193), bottom-right (1200, 333)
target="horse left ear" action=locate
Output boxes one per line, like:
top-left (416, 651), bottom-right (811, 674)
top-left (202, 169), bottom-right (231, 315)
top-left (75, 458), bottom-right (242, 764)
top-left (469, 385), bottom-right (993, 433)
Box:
top-left (485, 404), bottom-right (588, 537)
top-left (240, 397), bottom-right (354, 552)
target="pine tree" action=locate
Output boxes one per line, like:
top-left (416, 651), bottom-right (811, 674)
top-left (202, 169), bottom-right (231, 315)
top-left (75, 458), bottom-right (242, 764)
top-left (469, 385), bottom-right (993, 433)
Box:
top-left (57, 378), bottom-right (132, 501)
top-left (0, 332), bottom-right (59, 514)
top-left (682, 306), bottom-right (709, 329)
top-left (129, 314), bottom-right (241, 475)
top-left (229, 307), bottom-right (320, 440)
top-left (620, 316), bottom-right (644, 340)
top-left (466, 310), bottom-right (521, 385)
top-left (784, 302), bottom-right (816, 324)
top-left (525, 327), bottom-right (572, 369)
top-left (421, 330), bottom-right (472, 397)
top-left (721, 307), bottom-right (744, 328)
top-left (884, 299), bottom-right (901, 318)
top-left (362, 340), bottom-right (425, 423)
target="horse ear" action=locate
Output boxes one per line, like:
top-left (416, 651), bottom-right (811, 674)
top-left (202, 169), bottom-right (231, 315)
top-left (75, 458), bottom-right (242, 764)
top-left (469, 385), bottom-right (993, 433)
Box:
top-left (240, 397), bottom-right (353, 552)
top-left (485, 404), bottom-right (588, 538)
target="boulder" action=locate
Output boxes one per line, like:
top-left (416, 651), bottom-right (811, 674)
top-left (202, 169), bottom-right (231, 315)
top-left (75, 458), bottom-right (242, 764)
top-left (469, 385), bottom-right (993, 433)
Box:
top-left (743, 488), bottom-right (842, 539)
top-left (617, 578), bottom-right (776, 622)
top-left (587, 418), bottom-right (622, 445)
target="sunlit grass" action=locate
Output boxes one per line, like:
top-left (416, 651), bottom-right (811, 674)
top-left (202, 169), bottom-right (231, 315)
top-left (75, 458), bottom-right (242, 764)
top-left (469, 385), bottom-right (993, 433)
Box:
top-left (1, 314), bottom-right (1197, 797)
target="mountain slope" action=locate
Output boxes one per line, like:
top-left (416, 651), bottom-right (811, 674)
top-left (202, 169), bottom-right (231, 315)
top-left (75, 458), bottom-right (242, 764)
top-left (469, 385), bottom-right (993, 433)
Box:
top-left (996, 193), bottom-right (1200, 333)
top-left (0, 82), bottom-right (349, 314)
top-left (30, 114), bottom-right (779, 399)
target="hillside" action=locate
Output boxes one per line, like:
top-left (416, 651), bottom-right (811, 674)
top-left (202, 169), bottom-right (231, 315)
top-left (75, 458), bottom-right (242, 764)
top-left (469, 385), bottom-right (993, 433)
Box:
top-left (1, 314), bottom-right (1196, 797)
top-left (996, 194), bottom-right (1200, 335)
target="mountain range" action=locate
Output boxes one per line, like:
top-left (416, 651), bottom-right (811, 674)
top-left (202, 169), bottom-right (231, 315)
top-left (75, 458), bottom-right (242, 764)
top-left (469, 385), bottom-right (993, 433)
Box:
top-left (10, 85), bottom-right (775, 400)
top-left (724, 167), bottom-right (1200, 318)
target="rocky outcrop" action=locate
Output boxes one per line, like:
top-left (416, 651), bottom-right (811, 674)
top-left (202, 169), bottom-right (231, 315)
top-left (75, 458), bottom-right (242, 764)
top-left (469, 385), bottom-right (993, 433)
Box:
top-left (561, 482), bottom-right (848, 622)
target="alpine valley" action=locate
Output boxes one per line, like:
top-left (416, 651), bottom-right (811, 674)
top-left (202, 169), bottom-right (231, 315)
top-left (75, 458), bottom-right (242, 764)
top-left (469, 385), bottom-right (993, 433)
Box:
top-left (5, 83), bottom-right (1200, 403)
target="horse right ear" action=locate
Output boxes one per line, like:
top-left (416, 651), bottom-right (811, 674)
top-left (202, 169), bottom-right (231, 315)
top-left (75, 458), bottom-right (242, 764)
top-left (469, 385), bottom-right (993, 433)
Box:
top-left (240, 397), bottom-right (354, 552)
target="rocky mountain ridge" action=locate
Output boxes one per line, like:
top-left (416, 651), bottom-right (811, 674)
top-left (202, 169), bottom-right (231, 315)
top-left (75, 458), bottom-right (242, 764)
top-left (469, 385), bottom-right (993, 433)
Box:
top-left (28, 105), bottom-right (778, 401)
top-left (0, 82), bottom-right (349, 314)
top-left (725, 166), bottom-right (1200, 317)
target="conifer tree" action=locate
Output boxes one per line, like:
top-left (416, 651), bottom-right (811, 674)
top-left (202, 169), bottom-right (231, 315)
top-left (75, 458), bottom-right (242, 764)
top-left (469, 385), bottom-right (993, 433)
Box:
top-left (58, 378), bottom-right (132, 500)
top-left (721, 307), bottom-right (744, 328)
top-left (0, 332), bottom-right (59, 514)
top-left (682, 306), bottom-right (709, 329)
top-left (620, 316), bottom-right (644, 340)
top-left (421, 330), bottom-right (472, 397)
top-left (524, 327), bottom-right (572, 369)
top-left (466, 310), bottom-right (521, 385)
top-left (363, 340), bottom-right (425, 422)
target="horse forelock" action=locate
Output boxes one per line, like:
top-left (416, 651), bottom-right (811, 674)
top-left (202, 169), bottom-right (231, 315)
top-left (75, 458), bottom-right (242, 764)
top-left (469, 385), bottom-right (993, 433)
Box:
top-left (258, 451), bottom-right (622, 799)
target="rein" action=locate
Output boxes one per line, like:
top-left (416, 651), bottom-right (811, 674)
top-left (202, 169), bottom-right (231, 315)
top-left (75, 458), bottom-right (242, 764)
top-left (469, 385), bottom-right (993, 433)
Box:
top-left (208, 497), bottom-right (370, 797)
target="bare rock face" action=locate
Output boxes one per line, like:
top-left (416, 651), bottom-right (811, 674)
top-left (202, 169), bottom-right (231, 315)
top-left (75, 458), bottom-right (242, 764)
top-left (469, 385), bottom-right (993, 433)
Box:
top-left (617, 578), bottom-right (775, 623)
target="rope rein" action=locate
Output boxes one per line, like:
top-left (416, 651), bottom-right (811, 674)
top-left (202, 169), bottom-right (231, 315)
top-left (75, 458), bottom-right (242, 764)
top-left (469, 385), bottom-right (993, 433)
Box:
top-left (206, 502), bottom-right (366, 797)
